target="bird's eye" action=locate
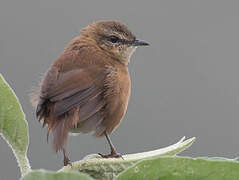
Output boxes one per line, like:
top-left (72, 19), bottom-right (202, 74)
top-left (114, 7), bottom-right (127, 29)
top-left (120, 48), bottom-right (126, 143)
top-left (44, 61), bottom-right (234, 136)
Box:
top-left (108, 35), bottom-right (119, 43)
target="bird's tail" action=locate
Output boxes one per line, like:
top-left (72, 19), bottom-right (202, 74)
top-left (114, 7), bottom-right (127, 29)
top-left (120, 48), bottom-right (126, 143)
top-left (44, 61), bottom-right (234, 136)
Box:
top-left (52, 118), bottom-right (68, 152)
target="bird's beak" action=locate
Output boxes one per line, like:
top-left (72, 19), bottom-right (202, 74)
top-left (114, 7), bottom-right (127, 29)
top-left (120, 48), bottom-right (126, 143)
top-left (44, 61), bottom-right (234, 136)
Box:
top-left (131, 39), bottom-right (149, 46)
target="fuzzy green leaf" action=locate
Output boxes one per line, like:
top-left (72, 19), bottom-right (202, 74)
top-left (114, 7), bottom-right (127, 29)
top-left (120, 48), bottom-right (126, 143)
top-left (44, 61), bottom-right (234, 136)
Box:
top-left (116, 156), bottom-right (239, 180)
top-left (61, 137), bottom-right (195, 180)
top-left (0, 74), bottom-right (30, 175)
top-left (21, 170), bottom-right (93, 180)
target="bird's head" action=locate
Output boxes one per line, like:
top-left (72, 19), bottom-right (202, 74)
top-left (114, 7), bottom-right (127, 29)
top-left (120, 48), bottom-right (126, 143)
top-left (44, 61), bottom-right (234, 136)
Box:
top-left (80, 20), bottom-right (149, 65)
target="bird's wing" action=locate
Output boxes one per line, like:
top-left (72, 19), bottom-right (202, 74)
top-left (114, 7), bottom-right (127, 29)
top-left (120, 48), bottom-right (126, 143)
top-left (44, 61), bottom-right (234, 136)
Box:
top-left (37, 64), bottom-right (107, 119)
top-left (35, 57), bottom-right (111, 151)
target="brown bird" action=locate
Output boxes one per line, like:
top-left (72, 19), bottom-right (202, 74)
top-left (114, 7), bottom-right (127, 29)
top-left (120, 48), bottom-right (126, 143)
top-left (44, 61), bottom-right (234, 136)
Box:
top-left (33, 20), bottom-right (149, 166)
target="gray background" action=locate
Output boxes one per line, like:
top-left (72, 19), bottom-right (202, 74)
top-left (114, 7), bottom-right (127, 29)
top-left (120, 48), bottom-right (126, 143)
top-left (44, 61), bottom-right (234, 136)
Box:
top-left (1, 0), bottom-right (239, 179)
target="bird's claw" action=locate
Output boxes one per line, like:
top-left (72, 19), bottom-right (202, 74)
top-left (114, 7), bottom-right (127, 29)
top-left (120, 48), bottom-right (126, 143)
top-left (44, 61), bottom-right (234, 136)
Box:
top-left (63, 156), bottom-right (72, 166)
top-left (98, 152), bottom-right (124, 159)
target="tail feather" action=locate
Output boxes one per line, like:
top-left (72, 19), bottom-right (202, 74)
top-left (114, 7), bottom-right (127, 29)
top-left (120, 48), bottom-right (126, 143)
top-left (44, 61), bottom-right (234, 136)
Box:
top-left (52, 113), bottom-right (74, 152)
top-left (34, 96), bottom-right (75, 152)
top-left (52, 117), bottom-right (67, 152)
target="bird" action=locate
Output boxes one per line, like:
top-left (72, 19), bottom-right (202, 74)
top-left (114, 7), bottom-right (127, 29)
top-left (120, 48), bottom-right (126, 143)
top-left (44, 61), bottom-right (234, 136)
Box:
top-left (33, 20), bottom-right (149, 166)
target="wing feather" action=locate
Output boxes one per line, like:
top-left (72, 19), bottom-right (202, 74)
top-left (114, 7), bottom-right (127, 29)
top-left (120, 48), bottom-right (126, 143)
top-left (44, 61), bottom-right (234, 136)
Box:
top-left (36, 59), bottom-right (109, 152)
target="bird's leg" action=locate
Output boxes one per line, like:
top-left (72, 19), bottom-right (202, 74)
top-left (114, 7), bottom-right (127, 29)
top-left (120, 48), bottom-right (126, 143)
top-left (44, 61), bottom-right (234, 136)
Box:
top-left (98, 132), bottom-right (123, 159)
top-left (63, 148), bottom-right (71, 166)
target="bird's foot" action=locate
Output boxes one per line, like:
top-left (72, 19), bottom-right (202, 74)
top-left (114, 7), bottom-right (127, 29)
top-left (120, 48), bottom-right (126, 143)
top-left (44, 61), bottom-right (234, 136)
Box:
top-left (98, 151), bottom-right (124, 159)
top-left (63, 156), bottom-right (72, 166)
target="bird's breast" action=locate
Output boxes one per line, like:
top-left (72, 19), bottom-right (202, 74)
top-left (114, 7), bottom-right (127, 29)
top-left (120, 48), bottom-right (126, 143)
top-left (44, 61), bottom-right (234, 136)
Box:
top-left (102, 66), bottom-right (131, 133)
